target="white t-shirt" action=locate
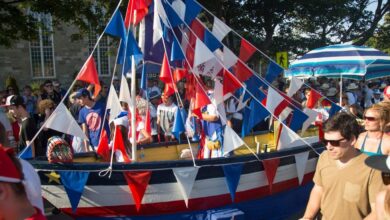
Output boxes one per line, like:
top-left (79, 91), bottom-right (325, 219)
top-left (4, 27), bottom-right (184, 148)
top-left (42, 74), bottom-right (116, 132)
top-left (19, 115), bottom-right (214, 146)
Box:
top-left (157, 103), bottom-right (178, 136)
top-left (20, 159), bottom-right (44, 213)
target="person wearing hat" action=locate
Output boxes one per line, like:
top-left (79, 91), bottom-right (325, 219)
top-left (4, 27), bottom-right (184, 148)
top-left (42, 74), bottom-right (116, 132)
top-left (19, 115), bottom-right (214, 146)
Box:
top-left (345, 82), bottom-right (359, 105)
top-left (76, 88), bottom-right (106, 152)
top-left (372, 89), bottom-right (383, 104)
top-left (301, 112), bottom-right (384, 220)
top-left (2, 95), bottom-right (41, 157)
top-left (37, 80), bottom-right (61, 106)
top-left (0, 146), bottom-right (46, 219)
top-left (365, 155), bottom-right (390, 219)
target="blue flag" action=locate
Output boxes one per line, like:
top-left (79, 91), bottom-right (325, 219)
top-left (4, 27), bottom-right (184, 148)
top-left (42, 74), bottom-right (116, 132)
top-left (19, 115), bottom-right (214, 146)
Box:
top-left (204, 29), bottom-right (222, 52)
top-left (172, 108), bottom-right (186, 142)
top-left (289, 109), bottom-right (309, 132)
top-left (241, 106), bottom-right (251, 137)
top-left (123, 31), bottom-right (143, 74)
top-left (184, 0), bottom-right (202, 24)
top-left (163, 1), bottom-right (183, 28)
top-left (329, 102), bottom-right (342, 117)
top-left (243, 75), bottom-right (266, 102)
top-left (265, 61), bottom-right (284, 84)
top-left (59, 171), bottom-right (89, 213)
top-left (105, 9), bottom-right (126, 40)
top-left (248, 98), bottom-right (269, 133)
top-left (18, 146), bottom-right (32, 159)
top-left (171, 36), bottom-right (185, 62)
top-left (222, 164), bottom-right (244, 202)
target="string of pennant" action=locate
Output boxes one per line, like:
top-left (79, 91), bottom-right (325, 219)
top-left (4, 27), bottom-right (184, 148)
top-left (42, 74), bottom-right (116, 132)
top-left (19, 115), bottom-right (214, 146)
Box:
top-left (44, 150), bottom-right (312, 213)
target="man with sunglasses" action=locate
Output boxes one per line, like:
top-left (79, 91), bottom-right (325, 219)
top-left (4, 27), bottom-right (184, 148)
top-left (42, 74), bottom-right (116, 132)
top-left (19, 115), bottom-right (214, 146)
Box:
top-left (301, 112), bottom-right (384, 220)
top-left (365, 155), bottom-right (390, 219)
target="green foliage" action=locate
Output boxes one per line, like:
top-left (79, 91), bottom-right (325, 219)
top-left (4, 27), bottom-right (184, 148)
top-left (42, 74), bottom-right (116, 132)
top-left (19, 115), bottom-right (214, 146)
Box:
top-left (366, 13), bottom-right (390, 54)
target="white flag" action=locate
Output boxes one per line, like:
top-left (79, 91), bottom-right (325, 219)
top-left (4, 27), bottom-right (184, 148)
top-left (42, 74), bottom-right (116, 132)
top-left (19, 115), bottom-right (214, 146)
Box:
top-left (301, 108), bottom-right (318, 134)
top-left (222, 46), bottom-right (238, 69)
top-left (277, 124), bottom-right (299, 150)
top-left (212, 16), bottom-right (231, 41)
top-left (287, 76), bottom-right (304, 97)
top-left (119, 74), bottom-right (133, 108)
top-left (194, 39), bottom-right (215, 67)
top-left (153, 0), bottom-right (164, 45)
top-left (107, 85), bottom-right (122, 122)
top-left (172, 0), bottom-right (186, 21)
top-left (44, 103), bottom-right (88, 140)
top-left (223, 126), bottom-right (245, 156)
top-left (173, 167), bottom-right (199, 207)
top-left (266, 87), bottom-right (284, 114)
top-left (294, 152), bottom-right (309, 185)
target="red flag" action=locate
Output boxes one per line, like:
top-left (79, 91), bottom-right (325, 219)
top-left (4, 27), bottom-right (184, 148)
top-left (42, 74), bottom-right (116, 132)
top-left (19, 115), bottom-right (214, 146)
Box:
top-left (159, 53), bottom-right (172, 84)
top-left (163, 83), bottom-right (176, 97)
top-left (96, 129), bottom-right (110, 161)
top-left (189, 19), bottom-right (205, 47)
top-left (233, 60), bottom-right (253, 82)
top-left (185, 45), bottom-right (195, 68)
top-left (239, 38), bottom-right (256, 62)
top-left (114, 125), bottom-right (131, 162)
top-left (123, 171), bottom-right (152, 211)
top-left (223, 69), bottom-right (242, 95)
top-left (124, 0), bottom-right (151, 27)
top-left (306, 89), bottom-right (322, 109)
top-left (76, 56), bottom-right (101, 98)
top-left (262, 158), bottom-right (280, 194)
top-left (174, 68), bottom-right (188, 82)
top-left (194, 82), bottom-right (211, 115)
top-left (145, 106), bottom-right (151, 135)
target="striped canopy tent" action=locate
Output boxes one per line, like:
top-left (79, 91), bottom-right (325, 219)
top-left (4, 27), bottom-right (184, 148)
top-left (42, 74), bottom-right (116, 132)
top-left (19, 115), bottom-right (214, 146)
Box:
top-left (285, 44), bottom-right (390, 80)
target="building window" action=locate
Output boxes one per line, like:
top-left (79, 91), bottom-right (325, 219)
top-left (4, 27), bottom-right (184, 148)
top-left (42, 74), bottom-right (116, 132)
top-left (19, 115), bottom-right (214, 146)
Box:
top-left (88, 30), bottom-right (110, 76)
top-left (29, 13), bottom-right (55, 78)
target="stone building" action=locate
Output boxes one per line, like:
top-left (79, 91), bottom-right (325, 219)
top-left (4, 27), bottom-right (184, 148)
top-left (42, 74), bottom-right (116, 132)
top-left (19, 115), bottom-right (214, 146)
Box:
top-left (0, 13), bottom-right (115, 91)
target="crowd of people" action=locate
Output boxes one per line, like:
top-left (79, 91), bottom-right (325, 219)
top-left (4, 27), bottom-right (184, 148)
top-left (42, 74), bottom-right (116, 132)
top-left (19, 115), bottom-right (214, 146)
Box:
top-left (0, 76), bottom-right (389, 219)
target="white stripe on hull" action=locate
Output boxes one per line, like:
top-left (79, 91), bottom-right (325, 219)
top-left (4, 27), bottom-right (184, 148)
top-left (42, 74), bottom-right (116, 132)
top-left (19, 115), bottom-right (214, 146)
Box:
top-left (42, 158), bottom-right (317, 209)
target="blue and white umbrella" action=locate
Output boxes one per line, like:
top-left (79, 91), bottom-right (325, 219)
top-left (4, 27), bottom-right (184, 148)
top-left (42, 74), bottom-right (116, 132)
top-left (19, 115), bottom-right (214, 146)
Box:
top-left (285, 44), bottom-right (390, 80)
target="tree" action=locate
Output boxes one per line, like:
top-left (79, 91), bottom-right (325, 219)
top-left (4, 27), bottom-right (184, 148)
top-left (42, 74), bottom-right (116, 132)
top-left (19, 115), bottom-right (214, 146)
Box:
top-left (366, 13), bottom-right (390, 54)
top-left (0, 0), bottom-right (120, 47)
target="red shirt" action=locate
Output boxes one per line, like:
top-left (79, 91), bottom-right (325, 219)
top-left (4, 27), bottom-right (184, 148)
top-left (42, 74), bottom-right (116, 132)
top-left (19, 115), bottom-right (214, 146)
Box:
top-left (25, 207), bottom-right (46, 220)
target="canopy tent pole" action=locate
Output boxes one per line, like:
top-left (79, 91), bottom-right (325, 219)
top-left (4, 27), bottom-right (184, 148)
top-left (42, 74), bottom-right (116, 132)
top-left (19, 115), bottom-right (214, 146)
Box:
top-left (131, 12), bottom-right (138, 162)
top-left (340, 74), bottom-right (343, 104)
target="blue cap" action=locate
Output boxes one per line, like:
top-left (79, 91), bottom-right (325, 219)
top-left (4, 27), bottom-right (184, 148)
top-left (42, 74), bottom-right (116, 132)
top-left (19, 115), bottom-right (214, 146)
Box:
top-left (74, 88), bottom-right (91, 98)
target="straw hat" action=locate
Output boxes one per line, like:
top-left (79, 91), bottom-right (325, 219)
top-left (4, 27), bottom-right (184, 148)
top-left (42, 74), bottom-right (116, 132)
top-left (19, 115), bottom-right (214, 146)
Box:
top-left (346, 83), bottom-right (359, 90)
top-left (320, 83), bottom-right (330, 90)
top-left (326, 87), bottom-right (338, 97)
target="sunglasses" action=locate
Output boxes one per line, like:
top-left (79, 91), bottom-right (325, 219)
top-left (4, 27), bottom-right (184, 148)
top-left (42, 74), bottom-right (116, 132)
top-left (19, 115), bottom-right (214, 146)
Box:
top-left (322, 138), bottom-right (345, 146)
top-left (363, 116), bottom-right (378, 121)
top-left (382, 172), bottom-right (390, 185)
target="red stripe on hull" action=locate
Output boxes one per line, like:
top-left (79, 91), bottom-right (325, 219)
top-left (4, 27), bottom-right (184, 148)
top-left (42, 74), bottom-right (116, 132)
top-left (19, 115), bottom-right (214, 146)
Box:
top-left (62, 172), bottom-right (315, 217)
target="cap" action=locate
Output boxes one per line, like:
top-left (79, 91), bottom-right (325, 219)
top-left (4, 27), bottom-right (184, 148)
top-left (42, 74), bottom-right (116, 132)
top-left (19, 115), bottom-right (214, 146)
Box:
top-left (0, 146), bottom-right (22, 183)
top-left (384, 86), bottom-right (390, 99)
top-left (373, 89), bottom-right (381, 95)
top-left (148, 90), bottom-right (161, 100)
top-left (326, 87), bottom-right (338, 97)
top-left (1, 95), bottom-right (25, 107)
top-left (346, 83), bottom-right (359, 90)
top-left (365, 155), bottom-right (390, 173)
top-left (74, 88), bottom-right (91, 99)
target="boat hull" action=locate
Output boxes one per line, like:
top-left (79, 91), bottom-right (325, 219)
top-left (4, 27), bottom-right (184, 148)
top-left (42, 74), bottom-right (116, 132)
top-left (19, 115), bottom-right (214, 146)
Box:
top-left (32, 145), bottom-right (322, 219)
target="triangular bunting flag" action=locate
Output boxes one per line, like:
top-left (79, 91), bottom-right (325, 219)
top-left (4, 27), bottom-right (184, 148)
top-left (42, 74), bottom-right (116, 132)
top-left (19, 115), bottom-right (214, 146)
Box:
top-left (171, 37), bottom-right (185, 61)
top-left (76, 56), bottom-right (101, 98)
top-left (171, 0), bottom-right (186, 21)
top-left (173, 68), bottom-right (188, 82)
top-left (212, 16), bottom-right (231, 41)
top-left (306, 89), bottom-right (322, 109)
top-left (222, 46), bottom-right (238, 69)
top-left (193, 82), bottom-right (211, 118)
top-left (107, 85), bottom-right (122, 122)
top-left (153, 1), bottom-right (164, 45)
top-left (105, 9), bottom-right (126, 40)
top-left (223, 126), bottom-right (245, 155)
top-left (223, 70), bottom-right (242, 95)
top-left (194, 38), bottom-right (215, 67)
top-left (204, 29), bottom-right (222, 52)
top-left (172, 108), bottom-right (185, 142)
top-left (96, 129), bottom-right (110, 161)
top-left (277, 124), bottom-right (298, 150)
top-left (239, 38), bottom-right (256, 62)
top-left (44, 103), bottom-right (88, 140)
top-left (160, 53), bottom-right (173, 84)
top-left (233, 60), bottom-right (253, 82)
top-left (294, 152), bottom-right (309, 185)
top-left (262, 158), bottom-right (280, 194)
top-left (301, 108), bottom-right (318, 134)
top-left (245, 99), bottom-right (269, 136)
top-left (184, 0), bottom-right (202, 24)
top-left (119, 74), bottom-right (132, 107)
top-left (113, 125), bottom-right (131, 162)
top-left (123, 171), bottom-right (152, 211)
top-left (18, 146), bottom-right (33, 159)
top-left (265, 61), bottom-right (284, 83)
top-left (289, 110), bottom-right (309, 132)
top-left (59, 171), bottom-right (89, 213)
top-left (287, 76), bottom-right (304, 97)
top-left (172, 167), bottom-right (199, 207)
top-left (163, 0), bottom-right (183, 28)
top-left (266, 87), bottom-right (286, 117)
top-left (222, 163), bottom-right (243, 202)
top-left (328, 102), bottom-right (342, 117)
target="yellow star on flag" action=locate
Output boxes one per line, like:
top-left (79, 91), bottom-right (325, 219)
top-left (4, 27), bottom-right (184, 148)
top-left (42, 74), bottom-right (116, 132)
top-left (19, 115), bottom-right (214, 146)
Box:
top-left (45, 171), bottom-right (61, 184)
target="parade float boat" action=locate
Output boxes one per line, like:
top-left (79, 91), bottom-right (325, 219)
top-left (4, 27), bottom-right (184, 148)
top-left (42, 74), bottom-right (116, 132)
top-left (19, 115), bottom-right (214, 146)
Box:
top-left (24, 0), bottom-right (330, 219)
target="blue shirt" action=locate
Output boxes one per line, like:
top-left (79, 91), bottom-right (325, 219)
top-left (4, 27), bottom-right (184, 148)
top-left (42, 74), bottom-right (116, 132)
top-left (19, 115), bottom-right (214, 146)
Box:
top-left (78, 101), bottom-right (106, 147)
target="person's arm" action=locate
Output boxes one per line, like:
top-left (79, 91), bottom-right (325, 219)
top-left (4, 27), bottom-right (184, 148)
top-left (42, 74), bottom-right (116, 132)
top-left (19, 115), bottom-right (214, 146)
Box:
top-left (301, 184), bottom-right (323, 220)
top-left (201, 113), bottom-right (219, 122)
top-left (81, 123), bottom-right (90, 152)
top-left (137, 129), bottom-right (151, 145)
